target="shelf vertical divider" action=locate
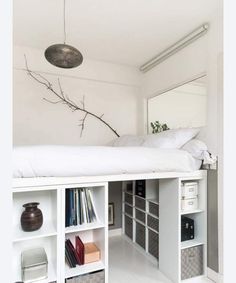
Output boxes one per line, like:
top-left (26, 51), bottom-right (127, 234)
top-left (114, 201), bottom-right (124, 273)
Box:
top-left (60, 187), bottom-right (66, 283)
top-left (159, 178), bottom-right (181, 283)
top-left (104, 182), bottom-right (109, 283)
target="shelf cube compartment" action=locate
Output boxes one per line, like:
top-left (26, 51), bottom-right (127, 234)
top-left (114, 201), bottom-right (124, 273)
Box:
top-left (148, 229), bottom-right (159, 259)
top-left (13, 236), bottom-right (57, 283)
top-left (135, 208), bottom-right (146, 224)
top-left (135, 221), bottom-right (146, 250)
top-left (13, 189), bottom-right (58, 242)
top-left (65, 185), bottom-right (106, 229)
top-left (124, 214), bottom-right (133, 240)
top-left (64, 228), bottom-right (106, 278)
top-left (181, 245), bottom-right (204, 280)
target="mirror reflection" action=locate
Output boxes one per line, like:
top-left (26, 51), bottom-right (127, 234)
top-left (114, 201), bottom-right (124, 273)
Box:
top-left (147, 76), bottom-right (207, 133)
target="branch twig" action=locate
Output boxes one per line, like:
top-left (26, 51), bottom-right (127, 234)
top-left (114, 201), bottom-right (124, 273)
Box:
top-left (24, 56), bottom-right (120, 138)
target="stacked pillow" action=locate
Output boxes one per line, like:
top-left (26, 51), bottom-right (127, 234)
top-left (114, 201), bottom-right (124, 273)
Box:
top-left (112, 127), bottom-right (200, 149)
top-left (111, 128), bottom-right (217, 165)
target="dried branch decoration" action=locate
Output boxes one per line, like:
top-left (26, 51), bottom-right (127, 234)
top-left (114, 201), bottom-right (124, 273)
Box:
top-left (24, 56), bottom-right (120, 137)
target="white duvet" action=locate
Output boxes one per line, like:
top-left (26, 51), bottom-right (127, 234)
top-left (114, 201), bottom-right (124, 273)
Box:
top-left (13, 145), bottom-right (202, 178)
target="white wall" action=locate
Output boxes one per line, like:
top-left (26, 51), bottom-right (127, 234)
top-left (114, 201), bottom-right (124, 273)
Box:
top-left (13, 46), bottom-right (142, 145)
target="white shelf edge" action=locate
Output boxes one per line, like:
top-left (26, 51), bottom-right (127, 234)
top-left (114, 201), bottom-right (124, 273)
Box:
top-left (123, 202), bottom-right (134, 207)
top-left (65, 261), bottom-right (105, 279)
top-left (13, 231), bottom-right (58, 243)
top-left (147, 212), bottom-right (159, 219)
top-left (65, 222), bottom-right (105, 234)
top-left (181, 240), bottom-right (205, 250)
top-left (124, 191), bottom-right (133, 196)
top-left (146, 198), bottom-right (159, 204)
top-left (123, 212), bottom-right (134, 219)
top-left (13, 223), bottom-right (57, 243)
top-left (135, 207), bottom-right (146, 213)
top-left (147, 226), bottom-right (159, 234)
top-left (181, 209), bottom-right (204, 215)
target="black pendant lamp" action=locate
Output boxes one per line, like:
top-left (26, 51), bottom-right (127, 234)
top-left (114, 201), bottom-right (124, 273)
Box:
top-left (45, 0), bottom-right (83, 68)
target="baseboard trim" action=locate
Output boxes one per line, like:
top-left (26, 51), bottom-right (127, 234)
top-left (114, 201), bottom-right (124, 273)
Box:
top-left (207, 267), bottom-right (223, 283)
top-left (109, 228), bottom-right (122, 237)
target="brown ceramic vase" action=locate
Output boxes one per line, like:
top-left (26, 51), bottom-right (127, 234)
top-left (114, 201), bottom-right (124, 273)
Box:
top-left (20, 202), bottom-right (43, 232)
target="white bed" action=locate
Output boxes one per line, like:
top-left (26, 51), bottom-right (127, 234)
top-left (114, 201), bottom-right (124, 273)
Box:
top-left (13, 145), bottom-right (202, 178)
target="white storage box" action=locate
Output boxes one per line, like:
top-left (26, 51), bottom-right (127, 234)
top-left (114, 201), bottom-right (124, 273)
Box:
top-left (21, 247), bottom-right (48, 283)
top-left (181, 182), bottom-right (198, 199)
top-left (181, 197), bottom-right (198, 212)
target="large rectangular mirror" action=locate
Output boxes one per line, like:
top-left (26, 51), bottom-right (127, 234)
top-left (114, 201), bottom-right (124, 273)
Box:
top-left (147, 75), bottom-right (207, 133)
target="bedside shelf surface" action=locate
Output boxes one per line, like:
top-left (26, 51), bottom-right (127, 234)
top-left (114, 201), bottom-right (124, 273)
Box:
top-left (181, 239), bottom-right (204, 250)
top-left (13, 222), bottom-right (57, 242)
top-left (65, 222), bottom-right (105, 234)
top-left (181, 209), bottom-right (204, 215)
top-left (65, 261), bottom-right (105, 279)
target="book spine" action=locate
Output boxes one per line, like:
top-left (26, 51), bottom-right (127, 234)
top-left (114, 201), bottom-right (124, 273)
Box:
top-left (75, 235), bottom-right (85, 265)
top-left (65, 190), bottom-right (70, 227)
top-left (81, 189), bottom-right (88, 224)
top-left (65, 242), bottom-right (76, 268)
top-left (79, 190), bottom-right (84, 224)
top-left (88, 189), bottom-right (98, 222)
top-left (69, 190), bottom-right (74, 226)
top-left (74, 189), bottom-right (78, 225)
top-left (84, 188), bottom-right (92, 223)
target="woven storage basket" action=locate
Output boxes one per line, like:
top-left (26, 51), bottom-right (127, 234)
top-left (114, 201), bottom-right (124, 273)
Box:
top-left (149, 202), bottom-right (159, 217)
top-left (148, 229), bottom-right (159, 259)
top-left (135, 222), bottom-right (146, 249)
top-left (125, 193), bottom-right (133, 205)
top-left (147, 215), bottom-right (159, 232)
top-left (66, 270), bottom-right (105, 283)
top-left (135, 196), bottom-right (146, 211)
top-left (181, 245), bottom-right (203, 280)
top-left (135, 208), bottom-right (145, 224)
top-left (125, 215), bottom-right (133, 239)
top-left (125, 204), bottom-right (133, 217)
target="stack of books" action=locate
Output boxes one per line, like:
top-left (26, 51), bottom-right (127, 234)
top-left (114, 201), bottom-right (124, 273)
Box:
top-left (65, 188), bottom-right (97, 227)
top-left (65, 236), bottom-right (84, 268)
top-left (65, 236), bottom-right (100, 268)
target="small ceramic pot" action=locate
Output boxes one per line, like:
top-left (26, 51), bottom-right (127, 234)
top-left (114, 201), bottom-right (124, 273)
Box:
top-left (21, 202), bottom-right (43, 232)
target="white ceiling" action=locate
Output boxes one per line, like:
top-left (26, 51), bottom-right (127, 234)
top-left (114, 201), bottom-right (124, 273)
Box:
top-left (13, 0), bottom-right (219, 67)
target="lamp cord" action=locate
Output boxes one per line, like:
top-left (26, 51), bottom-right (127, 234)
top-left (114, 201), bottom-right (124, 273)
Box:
top-left (63, 0), bottom-right (66, 44)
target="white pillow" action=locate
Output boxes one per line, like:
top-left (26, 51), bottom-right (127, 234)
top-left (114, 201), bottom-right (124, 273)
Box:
top-left (112, 135), bottom-right (144, 147)
top-left (181, 139), bottom-right (208, 160)
top-left (142, 128), bottom-right (200, 149)
top-left (182, 138), bottom-right (217, 165)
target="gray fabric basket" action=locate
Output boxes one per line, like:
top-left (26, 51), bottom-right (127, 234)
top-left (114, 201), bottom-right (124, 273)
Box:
top-left (125, 193), bottom-right (133, 205)
top-left (66, 270), bottom-right (105, 283)
top-left (135, 222), bottom-right (146, 249)
top-left (147, 214), bottom-right (159, 232)
top-left (149, 202), bottom-right (159, 217)
top-left (181, 245), bottom-right (203, 280)
top-left (125, 215), bottom-right (133, 239)
top-left (148, 229), bottom-right (159, 259)
top-left (125, 203), bottom-right (133, 217)
top-left (135, 196), bottom-right (146, 211)
top-left (135, 208), bottom-right (146, 224)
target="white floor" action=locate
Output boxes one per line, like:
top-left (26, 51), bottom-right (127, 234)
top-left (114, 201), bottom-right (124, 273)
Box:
top-left (109, 235), bottom-right (214, 283)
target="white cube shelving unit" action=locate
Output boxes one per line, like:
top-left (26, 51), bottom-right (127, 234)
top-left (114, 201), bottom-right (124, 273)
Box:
top-left (13, 170), bottom-right (207, 283)
top-left (122, 171), bottom-right (207, 283)
top-left (159, 173), bottom-right (207, 283)
top-left (12, 182), bottom-right (108, 283)
top-left (122, 179), bottom-right (159, 262)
